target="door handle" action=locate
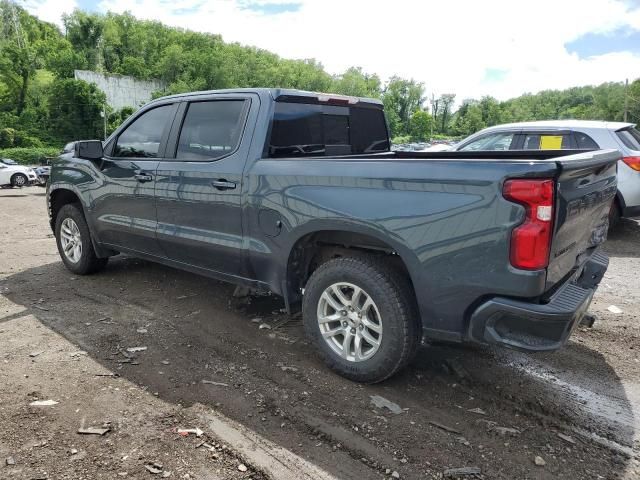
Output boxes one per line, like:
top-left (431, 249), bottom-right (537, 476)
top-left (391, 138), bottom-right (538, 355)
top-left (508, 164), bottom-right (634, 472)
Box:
top-left (211, 179), bottom-right (237, 190)
top-left (134, 173), bottom-right (153, 183)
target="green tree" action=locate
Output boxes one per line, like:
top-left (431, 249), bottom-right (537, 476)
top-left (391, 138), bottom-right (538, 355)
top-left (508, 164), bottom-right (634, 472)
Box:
top-left (629, 79), bottom-right (640, 122)
top-left (478, 96), bottom-right (502, 126)
top-left (156, 44), bottom-right (186, 84)
top-left (452, 100), bottom-right (485, 136)
top-left (332, 67), bottom-right (381, 98)
top-left (436, 94), bottom-right (455, 134)
top-left (0, 0), bottom-right (58, 115)
top-left (409, 110), bottom-right (434, 141)
top-left (382, 77), bottom-right (425, 137)
top-left (47, 78), bottom-right (106, 142)
top-left (107, 106), bottom-right (134, 135)
top-left (62, 11), bottom-right (104, 70)
top-left (47, 39), bottom-right (86, 78)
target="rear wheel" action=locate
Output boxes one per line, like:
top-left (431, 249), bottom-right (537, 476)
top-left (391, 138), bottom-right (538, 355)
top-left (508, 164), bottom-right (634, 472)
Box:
top-left (11, 173), bottom-right (27, 187)
top-left (55, 203), bottom-right (108, 275)
top-left (302, 256), bottom-right (419, 383)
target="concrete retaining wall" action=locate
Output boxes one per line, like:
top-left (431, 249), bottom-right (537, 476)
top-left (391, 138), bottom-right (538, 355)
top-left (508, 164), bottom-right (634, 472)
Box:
top-left (74, 70), bottom-right (166, 110)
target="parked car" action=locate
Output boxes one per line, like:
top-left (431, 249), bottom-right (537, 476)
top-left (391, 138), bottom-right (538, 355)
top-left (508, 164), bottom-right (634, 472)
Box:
top-left (454, 120), bottom-right (640, 225)
top-left (0, 158), bottom-right (38, 188)
top-left (422, 143), bottom-right (453, 152)
top-left (61, 142), bottom-right (76, 154)
top-left (33, 165), bottom-right (51, 186)
top-left (47, 89), bottom-right (617, 382)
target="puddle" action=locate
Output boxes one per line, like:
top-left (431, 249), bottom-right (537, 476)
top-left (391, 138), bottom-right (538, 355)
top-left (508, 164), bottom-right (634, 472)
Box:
top-left (507, 357), bottom-right (638, 454)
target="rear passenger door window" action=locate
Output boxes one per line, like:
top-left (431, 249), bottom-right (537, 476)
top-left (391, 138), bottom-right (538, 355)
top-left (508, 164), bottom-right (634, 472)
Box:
top-left (458, 132), bottom-right (516, 151)
top-left (175, 100), bottom-right (248, 161)
top-left (521, 133), bottom-right (575, 150)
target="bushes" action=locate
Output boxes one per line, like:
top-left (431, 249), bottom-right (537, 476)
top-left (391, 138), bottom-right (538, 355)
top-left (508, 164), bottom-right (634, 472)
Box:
top-left (0, 128), bottom-right (16, 148)
top-left (0, 128), bottom-right (44, 148)
top-left (48, 79), bottom-right (106, 141)
top-left (391, 135), bottom-right (412, 145)
top-left (0, 147), bottom-right (60, 165)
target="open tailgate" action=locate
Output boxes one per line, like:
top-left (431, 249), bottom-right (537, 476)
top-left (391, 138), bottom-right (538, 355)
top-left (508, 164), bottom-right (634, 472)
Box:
top-left (546, 149), bottom-right (619, 289)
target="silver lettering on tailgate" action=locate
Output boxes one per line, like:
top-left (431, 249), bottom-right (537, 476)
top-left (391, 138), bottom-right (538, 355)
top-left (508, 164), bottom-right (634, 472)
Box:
top-left (566, 185), bottom-right (616, 218)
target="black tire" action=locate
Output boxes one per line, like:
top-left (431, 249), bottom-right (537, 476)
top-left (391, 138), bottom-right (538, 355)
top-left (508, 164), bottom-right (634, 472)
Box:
top-left (608, 200), bottom-right (621, 231)
top-left (11, 173), bottom-right (28, 188)
top-left (55, 203), bottom-right (108, 275)
top-left (302, 256), bottom-right (420, 383)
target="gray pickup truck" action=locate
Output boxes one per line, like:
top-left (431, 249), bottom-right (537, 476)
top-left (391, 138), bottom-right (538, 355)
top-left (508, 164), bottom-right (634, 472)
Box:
top-left (47, 88), bottom-right (618, 382)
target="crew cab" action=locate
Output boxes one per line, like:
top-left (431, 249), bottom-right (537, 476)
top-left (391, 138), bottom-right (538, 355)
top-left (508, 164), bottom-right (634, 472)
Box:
top-left (46, 89), bottom-right (618, 382)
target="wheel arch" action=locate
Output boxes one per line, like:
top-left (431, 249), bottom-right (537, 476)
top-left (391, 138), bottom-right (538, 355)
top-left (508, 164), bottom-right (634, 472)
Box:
top-left (284, 224), bottom-right (421, 318)
top-left (48, 186), bottom-right (84, 230)
top-left (48, 185), bottom-right (114, 259)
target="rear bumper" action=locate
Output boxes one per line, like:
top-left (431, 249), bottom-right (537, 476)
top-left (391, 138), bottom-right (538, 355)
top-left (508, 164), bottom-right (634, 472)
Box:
top-left (468, 250), bottom-right (608, 352)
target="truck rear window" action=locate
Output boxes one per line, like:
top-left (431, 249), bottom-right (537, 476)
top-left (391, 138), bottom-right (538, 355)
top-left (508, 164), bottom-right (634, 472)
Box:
top-left (268, 102), bottom-right (389, 157)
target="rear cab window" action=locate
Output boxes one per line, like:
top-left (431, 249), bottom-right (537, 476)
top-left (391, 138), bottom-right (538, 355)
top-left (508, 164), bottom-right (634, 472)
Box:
top-left (268, 100), bottom-right (389, 157)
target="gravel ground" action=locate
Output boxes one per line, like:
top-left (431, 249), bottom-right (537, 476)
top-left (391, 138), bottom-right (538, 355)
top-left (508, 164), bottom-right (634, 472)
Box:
top-left (1, 187), bottom-right (639, 479)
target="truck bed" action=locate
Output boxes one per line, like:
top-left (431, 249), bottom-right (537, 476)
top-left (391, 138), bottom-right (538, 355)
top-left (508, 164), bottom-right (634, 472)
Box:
top-left (249, 148), bottom-right (618, 343)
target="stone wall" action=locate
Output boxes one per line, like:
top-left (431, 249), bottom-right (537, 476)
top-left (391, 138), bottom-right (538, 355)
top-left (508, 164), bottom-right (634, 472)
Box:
top-left (74, 70), bottom-right (166, 110)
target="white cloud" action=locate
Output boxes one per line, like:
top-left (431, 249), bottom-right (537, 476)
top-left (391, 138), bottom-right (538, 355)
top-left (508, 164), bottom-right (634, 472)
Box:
top-left (21, 0), bottom-right (77, 28)
top-left (23, 0), bottom-right (640, 102)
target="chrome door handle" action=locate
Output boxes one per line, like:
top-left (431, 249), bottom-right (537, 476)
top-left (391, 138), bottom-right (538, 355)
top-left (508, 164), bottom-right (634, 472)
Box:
top-left (211, 179), bottom-right (237, 190)
top-left (134, 173), bottom-right (153, 183)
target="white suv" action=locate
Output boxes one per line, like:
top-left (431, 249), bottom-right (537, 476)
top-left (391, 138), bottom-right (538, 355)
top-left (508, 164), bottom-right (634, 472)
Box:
top-left (0, 158), bottom-right (38, 188)
top-left (454, 121), bottom-right (640, 224)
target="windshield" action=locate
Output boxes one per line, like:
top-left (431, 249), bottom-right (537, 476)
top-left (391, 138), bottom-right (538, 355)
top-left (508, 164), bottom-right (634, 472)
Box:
top-left (616, 127), bottom-right (640, 152)
top-left (0, 158), bottom-right (18, 165)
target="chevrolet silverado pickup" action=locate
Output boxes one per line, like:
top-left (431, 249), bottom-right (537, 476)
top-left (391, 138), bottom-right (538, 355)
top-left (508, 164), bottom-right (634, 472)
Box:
top-left (47, 88), bottom-right (618, 382)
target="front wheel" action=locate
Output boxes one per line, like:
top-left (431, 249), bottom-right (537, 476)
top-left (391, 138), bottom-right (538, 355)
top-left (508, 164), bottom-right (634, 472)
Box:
top-left (55, 203), bottom-right (108, 275)
top-left (302, 256), bottom-right (420, 383)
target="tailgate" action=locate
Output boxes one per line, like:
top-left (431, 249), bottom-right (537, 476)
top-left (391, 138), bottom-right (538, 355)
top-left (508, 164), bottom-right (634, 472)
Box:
top-left (546, 149), bottom-right (619, 288)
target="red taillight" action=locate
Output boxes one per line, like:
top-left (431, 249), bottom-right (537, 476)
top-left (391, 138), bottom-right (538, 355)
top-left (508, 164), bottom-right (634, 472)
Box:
top-left (503, 179), bottom-right (555, 270)
top-left (622, 156), bottom-right (640, 172)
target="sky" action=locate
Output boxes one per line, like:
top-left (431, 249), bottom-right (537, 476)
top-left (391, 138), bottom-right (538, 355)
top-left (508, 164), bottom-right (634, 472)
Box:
top-left (21, 0), bottom-right (640, 102)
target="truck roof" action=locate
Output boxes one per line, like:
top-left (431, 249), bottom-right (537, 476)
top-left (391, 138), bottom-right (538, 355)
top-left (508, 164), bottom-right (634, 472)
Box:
top-left (153, 88), bottom-right (383, 107)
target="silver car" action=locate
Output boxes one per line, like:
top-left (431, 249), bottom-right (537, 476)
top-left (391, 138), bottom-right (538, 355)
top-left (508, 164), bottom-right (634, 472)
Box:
top-left (454, 120), bottom-right (640, 224)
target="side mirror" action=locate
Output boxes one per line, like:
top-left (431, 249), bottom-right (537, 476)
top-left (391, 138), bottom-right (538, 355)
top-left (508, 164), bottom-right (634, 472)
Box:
top-left (75, 140), bottom-right (104, 160)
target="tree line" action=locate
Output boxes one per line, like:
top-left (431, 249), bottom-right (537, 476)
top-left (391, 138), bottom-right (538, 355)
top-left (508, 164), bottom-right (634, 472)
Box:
top-left (1, 0), bottom-right (639, 155)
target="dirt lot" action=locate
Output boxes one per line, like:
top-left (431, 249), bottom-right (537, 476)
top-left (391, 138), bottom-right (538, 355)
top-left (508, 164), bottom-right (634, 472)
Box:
top-left (1, 187), bottom-right (639, 479)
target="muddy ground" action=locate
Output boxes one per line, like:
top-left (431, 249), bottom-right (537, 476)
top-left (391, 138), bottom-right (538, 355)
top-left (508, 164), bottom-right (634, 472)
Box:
top-left (1, 187), bottom-right (639, 479)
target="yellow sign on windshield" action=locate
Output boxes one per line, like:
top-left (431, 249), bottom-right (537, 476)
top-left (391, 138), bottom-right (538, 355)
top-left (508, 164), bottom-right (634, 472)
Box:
top-left (540, 135), bottom-right (563, 150)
